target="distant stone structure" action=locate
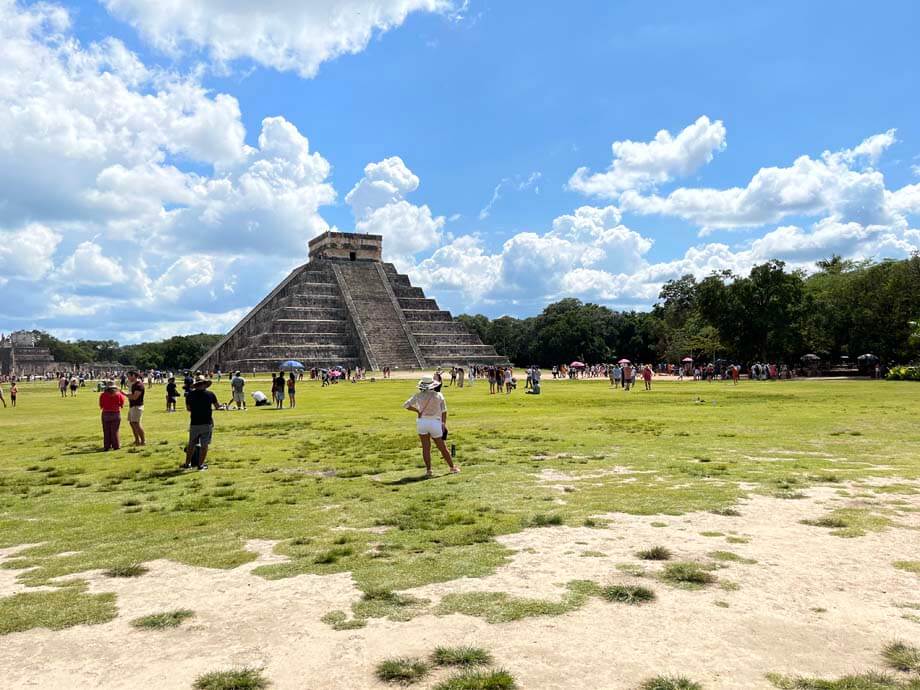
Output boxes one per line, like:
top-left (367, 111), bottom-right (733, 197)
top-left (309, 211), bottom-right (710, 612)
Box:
top-left (0, 331), bottom-right (58, 376)
top-left (193, 231), bottom-right (508, 372)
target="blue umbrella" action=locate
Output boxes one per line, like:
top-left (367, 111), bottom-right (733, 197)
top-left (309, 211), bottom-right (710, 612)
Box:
top-left (279, 360), bottom-right (305, 370)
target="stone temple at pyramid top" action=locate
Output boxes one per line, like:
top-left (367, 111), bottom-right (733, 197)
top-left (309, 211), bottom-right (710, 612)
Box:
top-left (193, 231), bottom-right (508, 373)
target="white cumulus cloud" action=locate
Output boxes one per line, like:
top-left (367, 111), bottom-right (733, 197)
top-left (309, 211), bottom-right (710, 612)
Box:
top-left (102, 0), bottom-right (454, 77)
top-left (568, 116), bottom-right (726, 198)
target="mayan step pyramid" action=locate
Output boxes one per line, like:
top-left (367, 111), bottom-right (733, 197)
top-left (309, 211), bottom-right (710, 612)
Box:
top-left (193, 232), bottom-right (508, 373)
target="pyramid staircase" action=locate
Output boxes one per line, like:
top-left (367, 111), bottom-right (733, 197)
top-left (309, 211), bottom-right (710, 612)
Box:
top-left (193, 233), bottom-right (508, 373)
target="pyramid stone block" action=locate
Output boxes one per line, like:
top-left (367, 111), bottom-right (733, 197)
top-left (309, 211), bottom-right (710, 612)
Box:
top-left (193, 232), bottom-right (508, 373)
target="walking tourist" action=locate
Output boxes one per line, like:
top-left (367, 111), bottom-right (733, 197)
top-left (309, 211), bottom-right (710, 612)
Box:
top-left (403, 375), bottom-right (459, 477)
top-left (98, 380), bottom-right (126, 451)
top-left (643, 364), bottom-right (653, 391)
top-left (622, 363), bottom-right (633, 391)
top-left (230, 371), bottom-right (246, 409)
top-left (9, 381), bottom-right (16, 407)
top-left (126, 371), bottom-right (146, 446)
top-left (59, 375), bottom-right (67, 398)
top-left (184, 375), bottom-right (220, 471)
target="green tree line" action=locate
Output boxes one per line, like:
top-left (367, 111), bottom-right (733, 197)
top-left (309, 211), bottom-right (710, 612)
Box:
top-left (29, 332), bottom-right (222, 371)
top-left (458, 256), bottom-right (920, 366)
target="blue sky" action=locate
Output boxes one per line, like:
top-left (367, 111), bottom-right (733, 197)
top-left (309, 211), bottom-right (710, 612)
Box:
top-left (1, 0), bottom-right (919, 342)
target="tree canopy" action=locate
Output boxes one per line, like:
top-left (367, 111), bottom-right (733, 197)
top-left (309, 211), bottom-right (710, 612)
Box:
top-left (461, 255), bottom-right (920, 366)
top-left (30, 332), bottom-right (222, 371)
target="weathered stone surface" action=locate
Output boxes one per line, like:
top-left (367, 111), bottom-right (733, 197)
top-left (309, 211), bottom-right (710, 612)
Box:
top-left (0, 331), bottom-right (58, 376)
top-left (193, 232), bottom-right (508, 372)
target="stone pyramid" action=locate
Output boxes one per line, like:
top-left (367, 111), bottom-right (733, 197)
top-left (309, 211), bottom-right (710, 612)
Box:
top-left (193, 232), bottom-right (508, 373)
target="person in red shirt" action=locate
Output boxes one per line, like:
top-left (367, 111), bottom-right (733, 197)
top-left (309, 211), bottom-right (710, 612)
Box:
top-left (98, 380), bottom-right (126, 451)
top-left (643, 364), bottom-right (653, 390)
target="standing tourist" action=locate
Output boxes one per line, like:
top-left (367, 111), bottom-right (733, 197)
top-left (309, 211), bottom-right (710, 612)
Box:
top-left (504, 366), bottom-right (514, 394)
top-left (287, 372), bottom-right (296, 408)
top-left (166, 376), bottom-right (178, 412)
top-left (9, 381), bottom-right (17, 407)
top-left (0, 381), bottom-right (6, 408)
top-left (272, 371), bottom-right (286, 409)
top-left (69, 375), bottom-right (78, 397)
top-left (59, 375), bottom-right (68, 398)
top-left (643, 364), bottom-right (653, 391)
top-left (622, 363), bottom-right (633, 391)
top-left (184, 375), bottom-right (220, 471)
top-left (230, 371), bottom-right (246, 410)
top-left (125, 371), bottom-right (146, 446)
top-left (99, 380), bottom-right (126, 451)
top-left (403, 375), bottom-right (459, 477)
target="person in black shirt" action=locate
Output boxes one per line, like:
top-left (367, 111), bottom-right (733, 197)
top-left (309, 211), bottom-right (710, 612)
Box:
top-left (184, 375), bottom-right (220, 471)
top-left (166, 377), bottom-right (178, 412)
top-left (273, 372), bottom-right (286, 409)
top-left (182, 371), bottom-right (194, 397)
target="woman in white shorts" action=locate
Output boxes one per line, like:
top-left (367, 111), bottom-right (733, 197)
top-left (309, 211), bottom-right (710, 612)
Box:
top-left (404, 375), bottom-right (459, 477)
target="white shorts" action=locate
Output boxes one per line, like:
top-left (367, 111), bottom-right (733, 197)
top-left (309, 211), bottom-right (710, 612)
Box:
top-left (416, 417), bottom-right (443, 438)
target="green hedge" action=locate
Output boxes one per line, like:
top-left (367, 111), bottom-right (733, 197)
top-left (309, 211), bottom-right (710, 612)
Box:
top-left (886, 365), bottom-right (920, 381)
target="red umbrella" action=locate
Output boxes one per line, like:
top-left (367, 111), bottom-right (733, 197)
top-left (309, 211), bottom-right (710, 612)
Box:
top-left (681, 357), bottom-right (694, 363)
top-left (570, 361), bottom-right (586, 368)
top-left (618, 358), bottom-right (631, 365)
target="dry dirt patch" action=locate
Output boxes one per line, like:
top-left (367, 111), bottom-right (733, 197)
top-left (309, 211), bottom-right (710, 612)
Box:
top-left (1, 485), bottom-right (918, 689)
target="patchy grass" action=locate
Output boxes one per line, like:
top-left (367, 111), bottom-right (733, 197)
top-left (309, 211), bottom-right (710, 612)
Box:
top-left (660, 562), bottom-right (717, 588)
top-left (766, 671), bottom-right (918, 689)
top-left (434, 588), bottom-right (585, 623)
top-left (636, 546), bottom-right (672, 561)
top-left (432, 669), bottom-right (517, 690)
top-left (353, 588), bottom-right (430, 622)
top-left (708, 550), bottom-right (757, 564)
top-left (882, 640), bottom-right (920, 672)
top-left (432, 646), bottom-right (494, 668)
top-left (192, 667), bottom-right (268, 690)
top-left (1, 379), bottom-right (918, 598)
top-left (528, 513), bottom-right (563, 527)
top-left (103, 563), bottom-right (148, 578)
top-left (0, 586), bottom-right (117, 635)
top-left (597, 584), bottom-right (656, 605)
top-left (130, 609), bottom-right (194, 630)
top-left (375, 657), bottom-right (430, 685)
top-left (639, 676), bottom-right (703, 690)
top-left (320, 610), bottom-right (367, 631)
top-left (801, 509), bottom-right (894, 537)
top-left (616, 563), bottom-right (646, 577)
top-left (893, 561), bottom-right (920, 575)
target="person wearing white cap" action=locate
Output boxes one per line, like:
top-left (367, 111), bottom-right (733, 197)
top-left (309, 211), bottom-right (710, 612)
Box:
top-left (403, 375), bottom-right (459, 477)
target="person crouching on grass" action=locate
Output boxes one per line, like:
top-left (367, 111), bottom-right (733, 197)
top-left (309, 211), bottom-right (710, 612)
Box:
top-left (184, 375), bottom-right (220, 471)
top-left (404, 375), bottom-right (459, 477)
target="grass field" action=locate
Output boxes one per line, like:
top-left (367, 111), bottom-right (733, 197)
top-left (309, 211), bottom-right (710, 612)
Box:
top-left (1, 377), bottom-right (916, 593)
top-left (1, 377), bottom-right (919, 687)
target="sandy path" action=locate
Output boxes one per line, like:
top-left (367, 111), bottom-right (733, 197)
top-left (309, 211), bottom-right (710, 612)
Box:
top-left (1, 484), bottom-right (918, 689)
